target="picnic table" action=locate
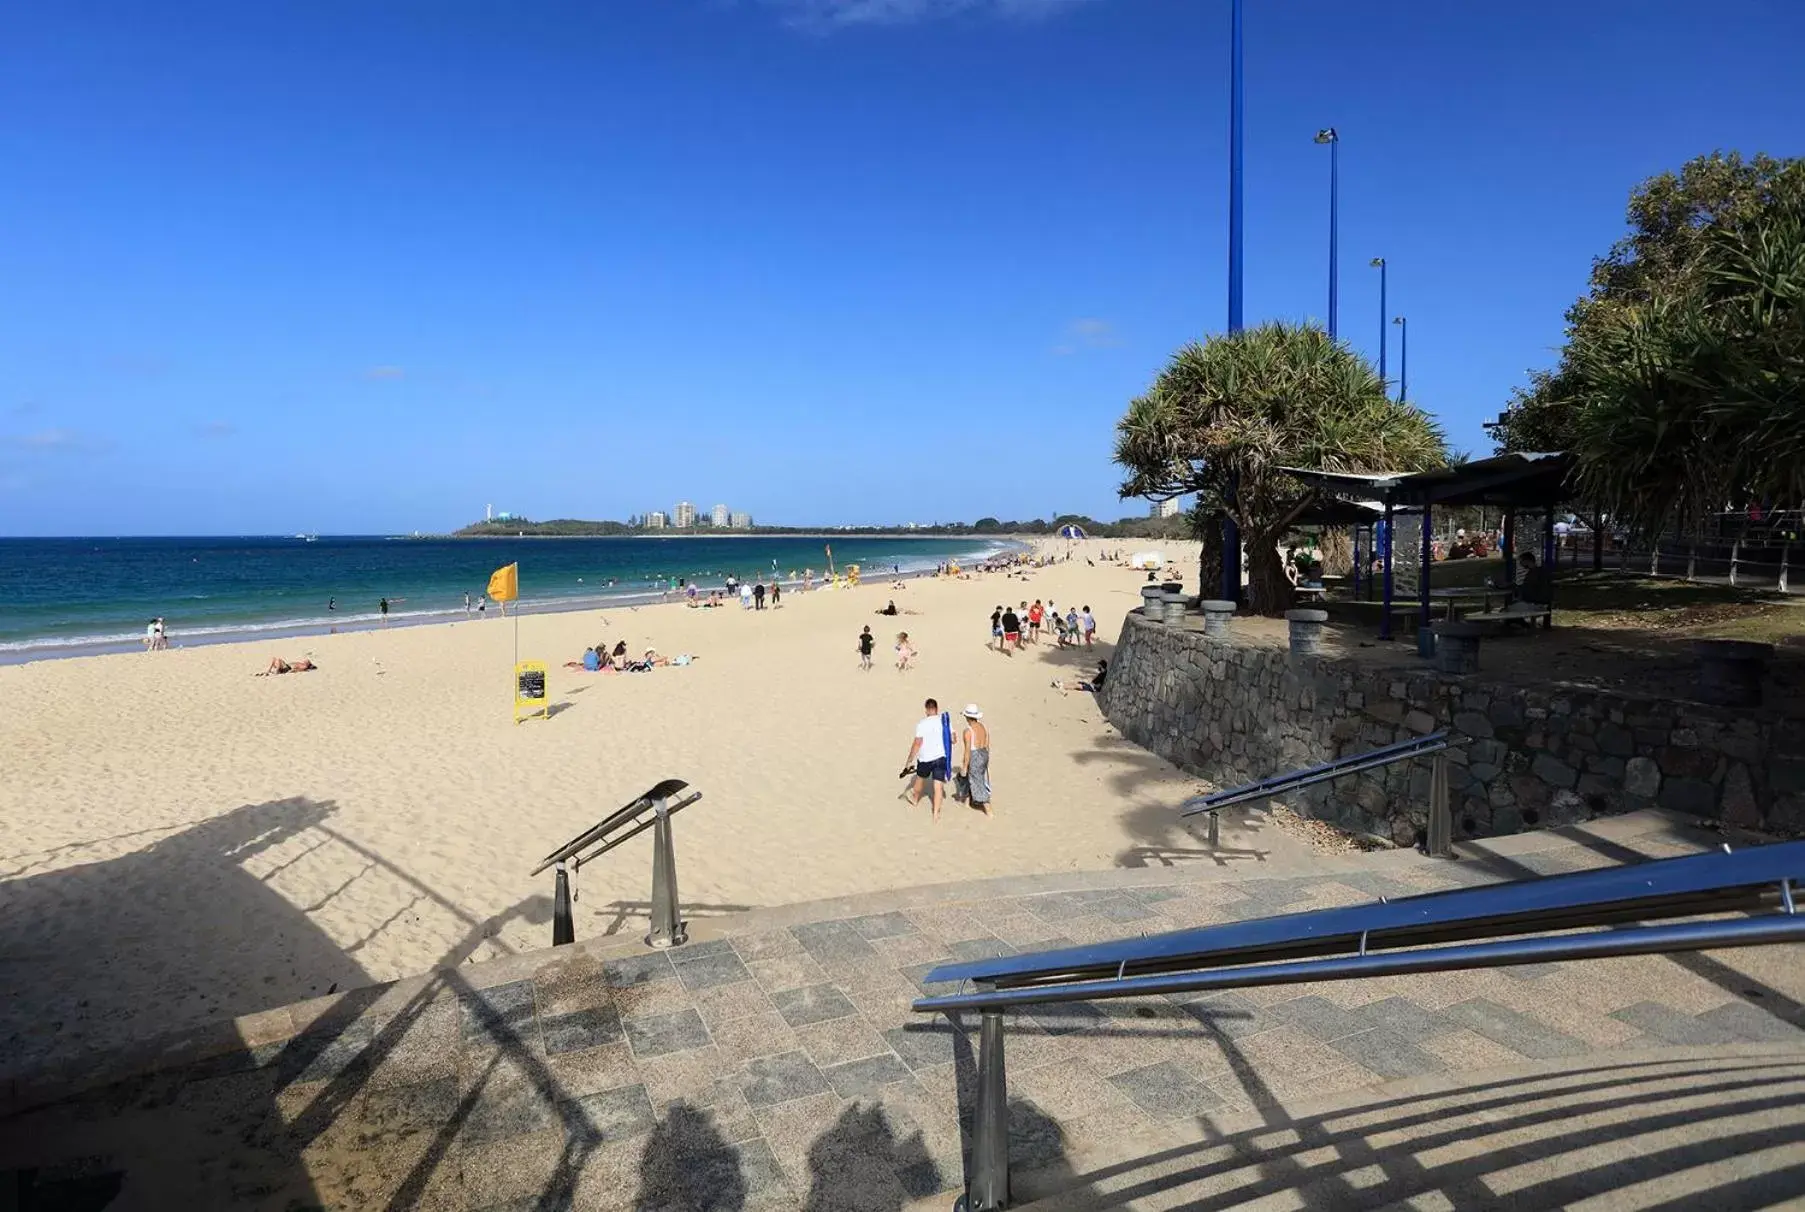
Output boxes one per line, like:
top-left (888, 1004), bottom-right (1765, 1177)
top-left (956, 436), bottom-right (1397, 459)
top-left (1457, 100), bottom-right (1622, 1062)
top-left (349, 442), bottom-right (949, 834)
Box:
top-left (1427, 586), bottom-right (1503, 621)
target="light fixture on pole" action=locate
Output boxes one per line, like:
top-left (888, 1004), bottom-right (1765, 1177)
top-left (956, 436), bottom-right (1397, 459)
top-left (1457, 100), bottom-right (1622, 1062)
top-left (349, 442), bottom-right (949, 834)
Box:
top-left (1370, 257), bottom-right (1387, 384)
top-left (1393, 315), bottom-right (1409, 403)
top-left (1314, 128), bottom-right (1338, 339)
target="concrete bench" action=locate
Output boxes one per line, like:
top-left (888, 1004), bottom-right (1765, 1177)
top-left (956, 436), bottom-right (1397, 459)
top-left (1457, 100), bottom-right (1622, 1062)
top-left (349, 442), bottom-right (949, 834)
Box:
top-left (1465, 607), bottom-right (1553, 630)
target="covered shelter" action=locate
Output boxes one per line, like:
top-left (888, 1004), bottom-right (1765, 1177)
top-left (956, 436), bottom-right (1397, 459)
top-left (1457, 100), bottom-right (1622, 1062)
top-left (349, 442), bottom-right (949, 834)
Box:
top-left (1281, 452), bottom-right (1576, 643)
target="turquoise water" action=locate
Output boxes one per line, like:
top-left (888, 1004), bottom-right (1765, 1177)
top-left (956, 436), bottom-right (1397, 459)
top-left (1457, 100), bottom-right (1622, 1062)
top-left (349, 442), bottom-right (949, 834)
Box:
top-left (0, 534), bottom-right (1011, 660)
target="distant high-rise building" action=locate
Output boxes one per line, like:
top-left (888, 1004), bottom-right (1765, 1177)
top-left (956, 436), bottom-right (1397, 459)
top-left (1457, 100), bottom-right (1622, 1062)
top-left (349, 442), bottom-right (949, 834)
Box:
top-left (645, 511), bottom-right (668, 530)
top-left (711, 503), bottom-right (730, 528)
top-left (674, 501), bottom-right (697, 528)
top-left (730, 511), bottom-right (752, 530)
top-left (1150, 497), bottom-right (1183, 519)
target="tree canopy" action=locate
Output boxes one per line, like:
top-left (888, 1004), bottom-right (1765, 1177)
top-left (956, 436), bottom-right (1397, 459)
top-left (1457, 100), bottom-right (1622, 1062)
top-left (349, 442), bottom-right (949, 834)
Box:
top-left (1493, 152), bottom-right (1805, 530)
top-left (1115, 321), bottom-right (1446, 615)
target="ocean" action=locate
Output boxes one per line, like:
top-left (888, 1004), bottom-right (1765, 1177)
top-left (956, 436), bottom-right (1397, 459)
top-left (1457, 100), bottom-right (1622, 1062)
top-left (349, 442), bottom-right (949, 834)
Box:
top-left (0, 534), bottom-right (1014, 662)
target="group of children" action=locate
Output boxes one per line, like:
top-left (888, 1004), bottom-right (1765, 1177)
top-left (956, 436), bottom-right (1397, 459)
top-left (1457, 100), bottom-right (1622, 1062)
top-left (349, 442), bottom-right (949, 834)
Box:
top-left (989, 599), bottom-right (1094, 653)
top-left (855, 625), bottom-right (914, 671)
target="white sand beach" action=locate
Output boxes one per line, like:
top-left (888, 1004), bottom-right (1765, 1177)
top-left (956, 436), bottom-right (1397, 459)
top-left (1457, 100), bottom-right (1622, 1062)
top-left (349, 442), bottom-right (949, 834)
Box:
top-left (0, 538), bottom-right (1303, 1076)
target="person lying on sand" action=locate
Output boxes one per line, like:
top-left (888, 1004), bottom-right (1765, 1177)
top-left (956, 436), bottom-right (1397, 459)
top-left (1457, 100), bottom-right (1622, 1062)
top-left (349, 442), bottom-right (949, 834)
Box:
top-left (258, 657), bottom-right (316, 676)
top-left (1051, 660), bottom-right (1107, 695)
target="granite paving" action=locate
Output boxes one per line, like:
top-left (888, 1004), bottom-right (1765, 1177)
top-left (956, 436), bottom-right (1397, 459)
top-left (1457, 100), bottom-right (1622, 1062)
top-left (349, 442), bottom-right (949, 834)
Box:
top-left (2, 811), bottom-right (1802, 1209)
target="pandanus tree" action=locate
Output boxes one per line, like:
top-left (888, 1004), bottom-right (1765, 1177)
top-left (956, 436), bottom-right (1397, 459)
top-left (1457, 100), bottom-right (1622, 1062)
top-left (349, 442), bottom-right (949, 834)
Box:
top-left (1114, 322), bottom-right (1447, 616)
top-left (1495, 152), bottom-right (1805, 535)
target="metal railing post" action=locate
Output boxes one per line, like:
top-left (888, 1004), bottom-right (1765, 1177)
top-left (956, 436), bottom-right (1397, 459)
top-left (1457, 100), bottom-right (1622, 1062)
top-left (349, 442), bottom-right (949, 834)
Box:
top-left (968, 1010), bottom-right (1011, 1211)
top-left (552, 861), bottom-right (575, 946)
top-left (1208, 809), bottom-right (1220, 849)
top-left (1782, 544), bottom-right (1791, 594)
top-left (1426, 755), bottom-right (1452, 858)
top-left (1730, 539), bottom-right (1740, 587)
top-left (1687, 545), bottom-right (1697, 581)
top-left (645, 797), bottom-right (689, 949)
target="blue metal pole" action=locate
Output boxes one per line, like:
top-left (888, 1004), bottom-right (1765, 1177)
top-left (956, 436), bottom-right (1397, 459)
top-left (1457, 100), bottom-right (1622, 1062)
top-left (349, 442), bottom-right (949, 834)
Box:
top-left (1228, 0), bottom-right (1244, 335)
top-left (1328, 136), bottom-right (1338, 339)
top-left (1374, 259), bottom-right (1387, 383)
top-left (1380, 500), bottom-right (1395, 641)
top-left (1396, 316), bottom-right (1409, 403)
top-left (1220, 0), bottom-right (1245, 603)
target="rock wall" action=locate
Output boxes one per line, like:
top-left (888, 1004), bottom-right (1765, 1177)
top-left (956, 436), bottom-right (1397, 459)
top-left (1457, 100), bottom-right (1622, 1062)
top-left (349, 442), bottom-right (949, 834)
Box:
top-left (1099, 610), bottom-right (1805, 844)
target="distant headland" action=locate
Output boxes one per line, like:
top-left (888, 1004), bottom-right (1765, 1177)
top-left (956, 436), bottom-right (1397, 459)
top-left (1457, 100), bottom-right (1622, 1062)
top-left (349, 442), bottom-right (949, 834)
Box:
top-left (451, 513), bottom-right (1193, 540)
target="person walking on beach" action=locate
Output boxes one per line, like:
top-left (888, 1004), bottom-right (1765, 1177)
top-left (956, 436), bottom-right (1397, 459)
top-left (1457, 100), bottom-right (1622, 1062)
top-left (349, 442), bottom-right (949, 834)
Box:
top-left (1001, 605), bottom-right (1021, 653)
top-left (1081, 605), bottom-right (1096, 647)
top-left (754, 581), bottom-right (766, 611)
top-left (379, 597), bottom-right (390, 624)
top-left (739, 581), bottom-right (754, 610)
top-left (960, 705), bottom-right (992, 817)
top-left (463, 592), bottom-right (472, 614)
top-left (903, 698), bottom-right (952, 821)
top-left (990, 606), bottom-right (1004, 651)
top-left (857, 625), bottom-right (875, 670)
top-left (895, 632), bottom-right (917, 671)
top-left (770, 580), bottom-right (781, 608)
top-left (1028, 600), bottom-right (1044, 643)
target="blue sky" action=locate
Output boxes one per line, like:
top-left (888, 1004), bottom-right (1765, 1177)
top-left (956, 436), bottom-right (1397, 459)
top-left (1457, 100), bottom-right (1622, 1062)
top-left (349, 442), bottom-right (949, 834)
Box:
top-left (3, 0), bottom-right (1801, 535)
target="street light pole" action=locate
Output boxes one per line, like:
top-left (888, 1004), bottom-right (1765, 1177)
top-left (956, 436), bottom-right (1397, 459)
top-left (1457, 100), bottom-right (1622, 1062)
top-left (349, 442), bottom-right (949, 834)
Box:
top-left (1221, 0), bottom-right (1245, 603)
top-left (1394, 315), bottom-right (1408, 403)
top-left (1371, 257), bottom-right (1387, 384)
top-left (1315, 128), bottom-right (1338, 339)
top-left (1228, 0), bottom-right (1244, 336)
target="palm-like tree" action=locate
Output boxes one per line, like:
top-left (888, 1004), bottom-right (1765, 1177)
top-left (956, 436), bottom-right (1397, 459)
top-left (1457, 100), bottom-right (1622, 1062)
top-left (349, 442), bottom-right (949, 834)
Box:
top-left (1116, 322), bottom-right (1446, 616)
top-left (1563, 181), bottom-right (1805, 533)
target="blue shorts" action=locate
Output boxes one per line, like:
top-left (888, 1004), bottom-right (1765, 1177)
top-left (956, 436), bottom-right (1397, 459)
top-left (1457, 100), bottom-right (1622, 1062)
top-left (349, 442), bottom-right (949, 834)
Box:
top-left (916, 758), bottom-right (949, 782)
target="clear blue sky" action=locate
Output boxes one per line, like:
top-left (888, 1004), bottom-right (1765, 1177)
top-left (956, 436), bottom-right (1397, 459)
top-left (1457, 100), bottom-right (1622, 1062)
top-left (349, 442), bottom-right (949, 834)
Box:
top-left (3, 0), bottom-right (1801, 535)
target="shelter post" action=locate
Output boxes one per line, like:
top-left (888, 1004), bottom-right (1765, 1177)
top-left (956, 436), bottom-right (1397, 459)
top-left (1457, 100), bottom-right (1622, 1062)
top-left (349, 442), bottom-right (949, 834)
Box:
top-left (1381, 497), bottom-right (1396, 641)
top-left (1418, 501), bottom-right (1435, 655)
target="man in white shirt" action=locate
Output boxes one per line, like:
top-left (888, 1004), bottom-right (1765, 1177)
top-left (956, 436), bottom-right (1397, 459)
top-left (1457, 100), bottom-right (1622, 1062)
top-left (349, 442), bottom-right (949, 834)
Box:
top-left (902, 697), bottom-right (950, 821)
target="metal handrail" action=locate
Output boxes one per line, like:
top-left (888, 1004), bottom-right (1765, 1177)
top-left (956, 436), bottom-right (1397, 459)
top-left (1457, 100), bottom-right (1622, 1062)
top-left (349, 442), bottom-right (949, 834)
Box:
top-left (530, 779), bottom-right (704, 950)
top-left (1181, 730), bottom-right (1448, 816)
top-left (919, 841), bottom-right (1805, 994)
top-left (530, 777), bottom-right (692, 876)
top-left (913, 842), bottom-right (1805, 1211)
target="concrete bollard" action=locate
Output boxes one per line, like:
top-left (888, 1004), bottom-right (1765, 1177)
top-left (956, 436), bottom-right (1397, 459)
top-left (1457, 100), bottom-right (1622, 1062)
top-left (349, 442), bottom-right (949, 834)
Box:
top-left (1432, 621), bottom-right (1483, 674)
top-left (1160, 590), bottom-right (1189, 624)
top-left (1200, 600), bottom-right (1236, 639)
top-left (1140, 585), bottom-right (1165, 617)
top-left (1285, 608), bottom-right (1329, 656)
top-left (1694, 639), bottom-right (1774, 708)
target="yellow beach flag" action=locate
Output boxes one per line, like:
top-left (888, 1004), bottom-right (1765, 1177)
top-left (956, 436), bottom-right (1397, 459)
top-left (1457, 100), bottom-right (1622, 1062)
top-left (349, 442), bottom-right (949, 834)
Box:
top-left (487, 562), bottom-right (519, 603)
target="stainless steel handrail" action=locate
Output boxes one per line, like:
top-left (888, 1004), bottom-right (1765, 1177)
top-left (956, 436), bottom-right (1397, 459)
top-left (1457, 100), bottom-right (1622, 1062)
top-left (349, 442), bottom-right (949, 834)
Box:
top-left (1180, 731), bottom-right (1449, 816)
top-left (529, 779), bottom-right (704, 951)
top-left (913, 844), bottom-right (1805, 1211)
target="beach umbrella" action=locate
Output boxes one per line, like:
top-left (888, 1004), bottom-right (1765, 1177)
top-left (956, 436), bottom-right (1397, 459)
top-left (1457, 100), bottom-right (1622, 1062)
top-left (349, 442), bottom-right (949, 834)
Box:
top-left (1057, 524), bottom-right (1087, 540)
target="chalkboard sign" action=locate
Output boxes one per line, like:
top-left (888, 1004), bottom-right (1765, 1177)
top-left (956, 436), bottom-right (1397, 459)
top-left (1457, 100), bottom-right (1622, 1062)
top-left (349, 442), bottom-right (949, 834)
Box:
top-left (514, 660), bottom-right (550, 723)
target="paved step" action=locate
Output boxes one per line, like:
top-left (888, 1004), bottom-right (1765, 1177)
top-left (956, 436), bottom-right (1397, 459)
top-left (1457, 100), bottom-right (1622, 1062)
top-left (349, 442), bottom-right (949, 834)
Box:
top-left (997, 1043), bottom-right (1805, 1211)
top-left (3, 809), bottom-right (1800, 1211)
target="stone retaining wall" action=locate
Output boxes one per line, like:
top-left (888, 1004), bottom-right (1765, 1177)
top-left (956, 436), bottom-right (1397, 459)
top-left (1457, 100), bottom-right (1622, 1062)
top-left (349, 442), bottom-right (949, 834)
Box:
top-left (1099, 610), bottom-right (1805, 844)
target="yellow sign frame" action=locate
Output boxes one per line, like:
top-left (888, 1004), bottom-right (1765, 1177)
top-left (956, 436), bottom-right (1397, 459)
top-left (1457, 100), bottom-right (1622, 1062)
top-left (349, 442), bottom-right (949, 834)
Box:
top-left (514, 660), bottom-right (550, 723)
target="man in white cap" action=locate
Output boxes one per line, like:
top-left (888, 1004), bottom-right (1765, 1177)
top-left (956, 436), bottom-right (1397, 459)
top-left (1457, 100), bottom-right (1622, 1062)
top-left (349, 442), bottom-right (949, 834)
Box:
top-left (960, 703), bottom-right (991, 817)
